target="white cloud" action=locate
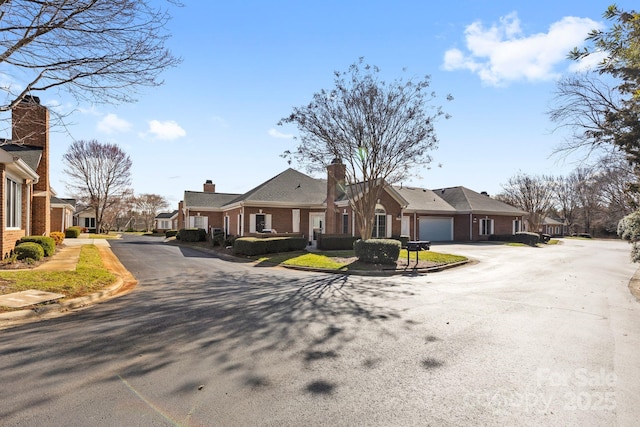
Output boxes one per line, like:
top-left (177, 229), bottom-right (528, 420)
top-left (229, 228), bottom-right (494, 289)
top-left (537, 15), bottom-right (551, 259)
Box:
top-left (146, 119), bottom-right (186, 140)
top-left (268, 128), bottom-right (293, 139)
top-left (443, 13), bottom-right (602, 86)
top-left (97, 113), bottom-right (132, 134)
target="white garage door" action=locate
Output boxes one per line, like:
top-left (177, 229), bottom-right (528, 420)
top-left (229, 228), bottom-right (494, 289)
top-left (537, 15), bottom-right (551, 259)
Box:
top-left (419, 217), bottom-right (453, 241)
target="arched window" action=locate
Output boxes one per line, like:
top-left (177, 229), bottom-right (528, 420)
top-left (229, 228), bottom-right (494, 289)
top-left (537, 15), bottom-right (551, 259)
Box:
top-left (374, 204), bottom-right (386, 238)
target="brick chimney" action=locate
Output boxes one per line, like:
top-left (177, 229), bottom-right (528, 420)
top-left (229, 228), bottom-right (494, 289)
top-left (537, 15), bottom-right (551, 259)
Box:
top-left (12, 96), bottom-right (50, 235)
top-left (326, 158), bottom-right (346, 234)
top-left (203, 179), bottom-right (215, 193)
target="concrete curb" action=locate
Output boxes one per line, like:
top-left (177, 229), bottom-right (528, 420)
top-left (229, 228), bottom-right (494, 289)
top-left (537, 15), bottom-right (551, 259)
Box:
top-left (0, 246), bottom-right (136, 328)
top-left (168, 240), bottom-right (470, 276)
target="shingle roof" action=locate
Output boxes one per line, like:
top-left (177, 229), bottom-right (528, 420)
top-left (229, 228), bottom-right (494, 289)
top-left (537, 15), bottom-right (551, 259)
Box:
top-left (394, 186), bottom-right (457, 213)
top-left (50, 196), bottom-right (75, 209)
top-left (184, 191), bottom-right (240, 209)
top-left (155, 210), bottom-right (179, 219)
top-left (434, 186), bottom-right (527, 215)
top-left (227, 168), bottom-right (326, 206)
top-left (1, 144), bottom-right (42, 171)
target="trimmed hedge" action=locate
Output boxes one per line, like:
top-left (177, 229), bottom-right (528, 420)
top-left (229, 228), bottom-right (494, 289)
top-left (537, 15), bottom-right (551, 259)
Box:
top-left (393, 235), bottom-right (410, 248)
top-left (212, 230), bottom-right (225, 247)
top-left (65, 226), bottom-right (82, 238)
top-left (15, 242), bottom-right (44, 261)
top-left (50, 231), bottom-right (65, 245)
top-left (165, 229), bottom-right (179, 238)
top-left (488, 232), bottom-right (540, 246)
top-left (353, 239), bottom-right (401, 265)
top-left (318, 234), bottom-right (358, 250)
top-left (17, 236), bottom-right (56, 257)
top-left (176, 228), bottom-right (206, 242)
top-left (233, 236), bottom-right (307, 256)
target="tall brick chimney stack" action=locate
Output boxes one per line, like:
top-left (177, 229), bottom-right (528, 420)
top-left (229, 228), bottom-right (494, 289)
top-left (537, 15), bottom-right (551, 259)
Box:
top-left (326, 158), bottom-right (346, 234)
top-left (203, 180), bottom-right (215, 193)
top-left (12, 95), bottom-right (50, 235)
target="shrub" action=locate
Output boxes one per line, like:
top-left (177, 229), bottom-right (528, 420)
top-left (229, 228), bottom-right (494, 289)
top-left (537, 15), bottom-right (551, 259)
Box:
top-left (15, 242), bottom-right (44, 261)
top-left (489, 232), bottom-right (540, 246)
top-left (65, 226), bottom-right (82, 238)
top-left (225, 235), bottom-right (238, 247)
top-left (353, 239), bottom-right (401, 265)
top-left (18, 236), bottom-right (56, 257)
top-left (317, 234), bottom-right (357, 250)
top-left (212, 230), bottom-right (225, 247)
top-left (233, 236), bottom-right (307, 256)
top-left (50, 231), bottom-right (65, 245)
top-left (165, 229), bottom-right (179, 238)
top-left (393, 235), bottom-right (410, 248)
top-left (177, 228), bottom-right (206, 242)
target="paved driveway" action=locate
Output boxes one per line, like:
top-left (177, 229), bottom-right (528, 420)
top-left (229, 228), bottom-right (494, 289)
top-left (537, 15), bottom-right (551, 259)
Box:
top-left (0, 236), bottom-right (638, 426)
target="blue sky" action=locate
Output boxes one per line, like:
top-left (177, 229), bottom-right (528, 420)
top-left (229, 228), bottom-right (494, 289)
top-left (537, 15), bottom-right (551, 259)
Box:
top-left (39, 1), bottom-right (637, 205)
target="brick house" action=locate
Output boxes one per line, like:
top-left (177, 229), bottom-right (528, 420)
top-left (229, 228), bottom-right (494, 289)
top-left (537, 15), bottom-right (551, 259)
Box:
top-left (154, 210), bottom-right (179, 232)
top-left (50, 196), bottom-right (75, 233)
top-left (0, 96), bottom-right (52, 258)
top-left (179, 162), bottom-right (527, 244)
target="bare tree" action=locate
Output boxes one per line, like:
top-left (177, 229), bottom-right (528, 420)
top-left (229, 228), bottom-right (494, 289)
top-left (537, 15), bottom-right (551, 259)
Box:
top-left (135, 193), bottom-right (169, 231)
top-left (550, 6), bottom-right (640, 166)
top-left (549, 72), bottom-right (624, 160)
top-left (279, 58), bottom-right (451, 239)
top-left (496, 173), bottom-right (555, 233)
top-left (101, 189), bottom-right (136, 232)
top-left (553, 174), bottom-right (580, 235)
top-left (63, 140), bottom-right (132, 233)
top-left (0, 0), bottom-right (180, 136)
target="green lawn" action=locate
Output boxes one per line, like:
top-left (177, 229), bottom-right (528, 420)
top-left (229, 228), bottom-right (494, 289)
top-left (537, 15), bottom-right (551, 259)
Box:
top-left (256, 249), bottom-right (467, 270)
top-left (0, 245), bottom-right (116, 311)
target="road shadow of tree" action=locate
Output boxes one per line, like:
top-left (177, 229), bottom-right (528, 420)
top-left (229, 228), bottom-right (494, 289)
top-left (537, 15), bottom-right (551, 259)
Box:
top-left (0, 251), bottom-right (442, 420)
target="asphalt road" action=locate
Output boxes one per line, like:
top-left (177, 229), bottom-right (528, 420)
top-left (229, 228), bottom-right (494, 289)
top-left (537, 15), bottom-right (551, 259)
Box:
top-left (0, 235), bottom-right (638, 426)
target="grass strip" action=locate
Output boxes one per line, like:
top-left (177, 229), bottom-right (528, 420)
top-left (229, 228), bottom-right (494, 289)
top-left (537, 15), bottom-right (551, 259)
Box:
top-left (0, 245), bottom-right (116, 302)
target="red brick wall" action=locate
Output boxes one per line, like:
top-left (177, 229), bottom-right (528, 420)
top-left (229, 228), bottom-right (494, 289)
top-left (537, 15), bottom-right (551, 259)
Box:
top-left (50, 207), bottom-right (64, 233)
top-left (2, 229), bottom-right (25, 259)
top-left (12, 98), bottom-right (50, 236)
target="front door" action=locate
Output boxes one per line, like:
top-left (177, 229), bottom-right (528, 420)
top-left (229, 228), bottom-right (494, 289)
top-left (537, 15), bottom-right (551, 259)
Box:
top-left (309, 213), bottom-right (325, 246)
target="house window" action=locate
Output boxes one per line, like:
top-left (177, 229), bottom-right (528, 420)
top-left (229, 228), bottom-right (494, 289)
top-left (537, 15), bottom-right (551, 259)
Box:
top-left (84, 217), bottom-right (96, 228)
top-left (373, 206), bottom-right (386, 238)
top-left (193, 215), bottom-right (204, 228)
top-left (342, 213), bottom-right (349, 234)
top-left (5, 177), bottom-right (21, 228)
top-left (480, 218), bottom-right (494, 235)
top-left (513, 219), bottom-right (521, 234)
top-left (255, 214), bottom-right (266, 232)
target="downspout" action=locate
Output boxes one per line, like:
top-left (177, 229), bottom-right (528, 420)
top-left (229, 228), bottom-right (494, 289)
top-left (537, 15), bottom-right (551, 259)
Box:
top-left (26, 184), bottom-right (31, 236)
top-left (469, 213), bottom-right (473, 241)
top-left (413, 213), bottom-right (417, 240)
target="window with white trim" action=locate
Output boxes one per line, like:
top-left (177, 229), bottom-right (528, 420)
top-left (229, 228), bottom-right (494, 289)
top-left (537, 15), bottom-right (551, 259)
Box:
top-left (480, 218), bottom-right (494, 235)
top-left (513, 219), bottom-right (521, 234)
top-left (5, 177), bottom-right (21, 228)
top-left (373, 205), bottom-right (386, 238)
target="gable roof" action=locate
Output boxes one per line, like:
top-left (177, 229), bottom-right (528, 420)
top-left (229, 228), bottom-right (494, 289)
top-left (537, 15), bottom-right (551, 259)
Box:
top-left (155, 210), bottom-right (179, 219)
top-left (0, 145), bottom-right (40, 181)
top-left (434, 186), bottom-right (527, 215)
top-left (1, 144), bottom-right (42, 171)
top-left (226, 168), bottom-right (326, 207)
top-left (183, 191), bottom-right (241, 209)
top-left (395, 186), bottom-right (457, 213)
top-left (51, 196), bottom-right (76, 209)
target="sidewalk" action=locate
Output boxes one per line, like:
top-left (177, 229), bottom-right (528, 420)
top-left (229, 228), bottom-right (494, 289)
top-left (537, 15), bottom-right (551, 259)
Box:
top-left (0, 238), bottom-right (136, 329)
